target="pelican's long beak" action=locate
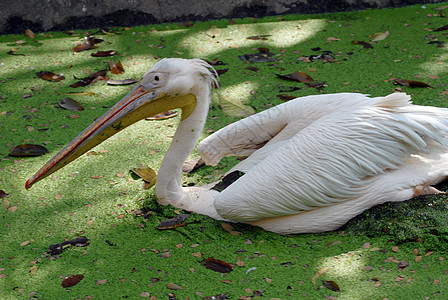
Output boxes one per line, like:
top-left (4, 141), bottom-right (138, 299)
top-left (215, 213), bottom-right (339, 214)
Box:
top-left (25, 85), bottom-right (196, 189)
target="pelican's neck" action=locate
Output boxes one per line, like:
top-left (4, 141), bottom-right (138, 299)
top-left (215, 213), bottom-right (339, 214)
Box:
top-left (155, 83), bottom-right (211, 207)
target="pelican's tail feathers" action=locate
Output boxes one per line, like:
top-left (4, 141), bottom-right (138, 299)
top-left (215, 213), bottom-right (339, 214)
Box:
top-left (374, 92), bottom-right (412, 109)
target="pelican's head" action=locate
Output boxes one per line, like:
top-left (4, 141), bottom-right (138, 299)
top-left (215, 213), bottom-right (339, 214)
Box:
top-left (25, 58), bottom-right (217, 189)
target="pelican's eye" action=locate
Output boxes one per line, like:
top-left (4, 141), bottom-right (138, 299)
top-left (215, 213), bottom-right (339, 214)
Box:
top-left (141, 72), bottom-right (165, 90)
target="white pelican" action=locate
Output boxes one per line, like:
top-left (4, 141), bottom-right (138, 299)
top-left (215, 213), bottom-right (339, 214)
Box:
top-left (26, 58), bottom-right (448, 234)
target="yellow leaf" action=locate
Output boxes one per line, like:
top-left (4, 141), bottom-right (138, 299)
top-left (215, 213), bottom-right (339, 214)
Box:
top-left (372, 30), bottom-right (389, 42)
top-left (30, 265), bottom-right (38, 275)
top-left (311, 266), bottom-right (331, 285)
top-left (131, 165), bottom-right (157, 188)
top-left (217, 93), bottom-right (255, 117)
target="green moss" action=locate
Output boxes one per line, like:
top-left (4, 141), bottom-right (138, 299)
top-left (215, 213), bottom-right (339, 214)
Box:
top-left (2, 3), bottom-right (448, 299)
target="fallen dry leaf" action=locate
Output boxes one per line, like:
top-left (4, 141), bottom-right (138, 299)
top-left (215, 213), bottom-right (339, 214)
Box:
top-left (36, 71), bottom-right (65, 82)
top-left (25, 29), bottom-right (35, 39)
top-left (166, 282), bottom-right (183, 290)
top-left (9, 144), bottom-right (49, 157)
top-left (30, 265), bottom-right (38, 275)
top-left (371, 30), bottom-right (389, 42)
top-left (238, 51), bottom-right (276, 63)
top-left (277, 94), bottom-right (297, 101)
top-left (157, 214), bottom-right (191, 230)
top-left (62, 274), bottom-right (84, 288)
top-left (131, 165), bottom-right (157, 188)
top-left (49, 237), bottom-right (89, 255)
top-left (109, 60), bottom-right (124, 74)
top-left (58, 98), bottom-right (85, 111)
top-left (72, 36), bottom-right (103, 52)
top-left (322, 280), bottom-right (341, 292)
top-left (200, 257), bottom-right (233, 273)
top-left (91, 50), bottom-right (117, 57)
top-left (276, 71), bottom-right (314, 83)
top-left (352, 40), bottom-right (373, 49)
top-left (311, 266), bottom-right (331, 285)
top-left (221, 222), bottom-right (243, 236)
top-left (393, 78), bottom-right (432, 88)
top-left (0, 190), bottom-right (10, 199)
top-left (247, 35), bottom-right (271, 40)
top-left (69, 69), bottom-right (108, 88)
top-left (434, 24), bottom-right (448, 31)
top-left (107, 79), bottom-right (138, 86)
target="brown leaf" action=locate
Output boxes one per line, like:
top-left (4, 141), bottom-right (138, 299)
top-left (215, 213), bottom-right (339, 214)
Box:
top-left (182, 158), bottom-right (205, 173)
top-left (239, 52), bottom-right (276, 63)
top-left (181, 20), bottom-right (195, 27)
top-left (393, 78), bottom-right (432, 88)
top-left (0, 190), bottom-right (10, 199)
top-left (277, 94), bottom-right (297, 101)
top-left (247, 35), bottom-right (271, 40)
top-left (107, 79), bottom-right (138, 85)
top-left (200, 257), bottom-right (233, 273)
top-left (25, 29), bottom-right (35, 39)
top-left (58, 98), bottom-right (85, 111)
top-left (157, 214), bottom-right (190, 230)
top-left (69, 69), bottom-right (108, 88)
top-left (434, 24), bottom-right (448, 31)
top-left (398, 260), bottom-right (409, 271)
top-left (96, 279), bottom-right (107, 285)
top-left (216, 68), bottom-right (229, 76)
top-left (91, 50), bottom-right (117, 57)
top-left (352, 40), bottom-right (373, 49)
top-left (72, 36), bottom-right (103, 52)
top-left (146, 110), bottom-right (179, 120)
top-left (221, 222), bottom-right (243, 236)
top-left (306, 81), bottom-right (327, 89)
top-left (36, 71), bottom-right (65, 82)
top-left (62, 274), bottom-right (84, 288)
top-left (9, 144), bottom-right (49, 157)
top-left (49, 237), bottom-right (89, 255)
top-left (244, 66), bottom-right (259, 72)
top-left (204, 59), bottom-right (224, 66)
top-left (322, 280), bottom-right (341, 292)
top-left (276, 71), bottom-right (314, 83)
top-left (109, 60), bottom-right (124, 74)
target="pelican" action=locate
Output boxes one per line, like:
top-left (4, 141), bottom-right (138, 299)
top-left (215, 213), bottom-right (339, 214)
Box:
top-left (26, 58), bottom-right (448, 234)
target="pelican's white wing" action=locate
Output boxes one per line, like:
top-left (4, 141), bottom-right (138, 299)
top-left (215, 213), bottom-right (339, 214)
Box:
top-left (198, 93), bottom-right (372, 165)
top-left (210, 93), bottom-right (448, 222)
